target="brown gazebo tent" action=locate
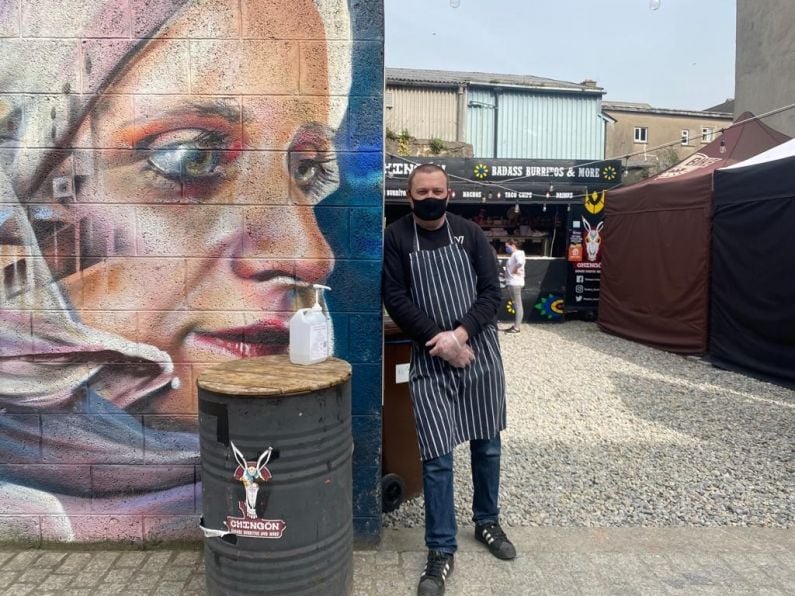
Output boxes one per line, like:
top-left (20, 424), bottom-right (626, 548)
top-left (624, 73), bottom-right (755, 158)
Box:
top-left (598, 113), bottom-right (788, 354)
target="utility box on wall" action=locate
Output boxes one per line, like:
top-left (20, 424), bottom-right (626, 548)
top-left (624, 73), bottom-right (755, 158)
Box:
top-left (0, 0), bottom-right (384, 545)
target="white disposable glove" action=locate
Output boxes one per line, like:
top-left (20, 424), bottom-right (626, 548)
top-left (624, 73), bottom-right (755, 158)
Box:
top-left (426, 331), bottom-right (475, 368)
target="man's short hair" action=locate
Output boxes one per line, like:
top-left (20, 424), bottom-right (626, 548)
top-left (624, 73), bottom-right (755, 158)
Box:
top-left (505, 238), bottom-right (517, 247)
top-left (407, 163), bottom-right (449, 193)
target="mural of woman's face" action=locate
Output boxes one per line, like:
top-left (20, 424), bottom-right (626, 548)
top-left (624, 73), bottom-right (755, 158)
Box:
top-left (46, 1), bottom-right (337, 411)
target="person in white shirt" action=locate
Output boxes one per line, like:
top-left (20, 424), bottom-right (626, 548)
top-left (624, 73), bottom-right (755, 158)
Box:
top-left (504, 239), bottom-right (526, 333)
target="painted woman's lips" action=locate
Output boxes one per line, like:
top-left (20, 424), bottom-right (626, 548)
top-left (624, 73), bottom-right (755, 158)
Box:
top-left (193, 320), bottom-right (288, 358)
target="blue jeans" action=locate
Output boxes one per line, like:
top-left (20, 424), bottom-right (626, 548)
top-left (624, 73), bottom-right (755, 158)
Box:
top-left (422, 435), bottom-right (501, 554)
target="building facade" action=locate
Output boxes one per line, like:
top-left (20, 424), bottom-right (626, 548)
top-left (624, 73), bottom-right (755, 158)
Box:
top-left (736, 0), bottom-right (795, 136)
top-left (603, 102), bottom-right (733, 179)
top-left (386, 68), bottom-right (607, 160)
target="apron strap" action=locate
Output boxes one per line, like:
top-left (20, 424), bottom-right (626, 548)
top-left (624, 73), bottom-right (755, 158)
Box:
top-left (412, 217), bottom-right (454, 252)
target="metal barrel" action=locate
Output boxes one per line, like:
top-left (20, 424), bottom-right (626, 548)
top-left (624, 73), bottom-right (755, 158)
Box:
top-left (197, 355), bottom-right (353, 596)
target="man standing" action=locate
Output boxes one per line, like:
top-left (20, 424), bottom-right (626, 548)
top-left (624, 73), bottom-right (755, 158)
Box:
top-left (383, 163), bottom-right (515, 596)
top-left (504, 238), bottom-right (526, 333)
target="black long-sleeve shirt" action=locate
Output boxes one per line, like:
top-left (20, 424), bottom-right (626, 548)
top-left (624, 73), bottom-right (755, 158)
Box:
top-left (382, 213), bottom-right (501, 345)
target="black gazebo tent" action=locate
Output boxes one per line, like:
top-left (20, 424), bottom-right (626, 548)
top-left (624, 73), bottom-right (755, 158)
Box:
top-left (710, 139), bottom-right (795, 388)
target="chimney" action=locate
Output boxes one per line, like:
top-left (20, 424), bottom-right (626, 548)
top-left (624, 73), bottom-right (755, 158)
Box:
top-left (580, 79), bottom-right (597, 88)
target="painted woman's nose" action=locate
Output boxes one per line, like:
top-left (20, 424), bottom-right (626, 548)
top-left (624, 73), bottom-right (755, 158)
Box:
top-left (231, 206), bottom-right (334, 284)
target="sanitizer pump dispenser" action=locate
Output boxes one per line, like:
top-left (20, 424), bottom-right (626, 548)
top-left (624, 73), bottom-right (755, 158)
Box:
top-left (289, 284), bottom-right (331, 365)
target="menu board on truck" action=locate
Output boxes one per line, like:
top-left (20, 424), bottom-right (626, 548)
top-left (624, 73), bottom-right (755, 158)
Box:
top-left (565, 191), bottom-right (606, 315)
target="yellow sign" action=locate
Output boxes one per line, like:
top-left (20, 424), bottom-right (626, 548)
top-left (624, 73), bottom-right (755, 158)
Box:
top-left (584, 190), bottom-right (605, 214)
top-left (473, 163), bottom-right (489, 179)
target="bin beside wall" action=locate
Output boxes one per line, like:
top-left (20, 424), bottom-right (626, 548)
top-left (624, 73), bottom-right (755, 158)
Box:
top-left (197, 355), bottom-right (352, 596)
top-left (382, 317), bottom-right (423, 512)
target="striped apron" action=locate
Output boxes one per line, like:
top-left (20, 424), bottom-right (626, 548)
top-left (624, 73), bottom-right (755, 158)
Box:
top-left (408, 220), bottom-right (506, 461)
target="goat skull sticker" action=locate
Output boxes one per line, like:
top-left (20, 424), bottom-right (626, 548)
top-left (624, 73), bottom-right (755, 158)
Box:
top-left (226, 441), bottom-right (286, 539)
top-left (582, 218), bottom-right (604, 262)
top-left (231, 441), bottom-right (272, 518)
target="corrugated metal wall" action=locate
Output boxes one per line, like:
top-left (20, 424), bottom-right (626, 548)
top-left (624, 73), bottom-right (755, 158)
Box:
top-left (385, 87), bottom-right (459, 140)
top-left (386, 84), bottom-right (606, 160)
top-left (467, 88), bottom-right (497, 158)
top-left (468, 89), bottom-right (605, 160)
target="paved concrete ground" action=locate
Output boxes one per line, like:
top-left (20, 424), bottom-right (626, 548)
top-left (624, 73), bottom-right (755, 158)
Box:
top-left (0, 527), bottom-right (792, 595)
top-left (362, 528), bottom-right (795, 596)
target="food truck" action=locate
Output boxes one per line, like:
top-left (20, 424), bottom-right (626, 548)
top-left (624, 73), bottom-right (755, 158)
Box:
top-left (385, 156), bottom-right (622, 322)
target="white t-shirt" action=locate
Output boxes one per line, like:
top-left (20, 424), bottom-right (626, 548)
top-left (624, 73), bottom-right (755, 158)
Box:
top-left (505, 249), bottom-right (526, 287)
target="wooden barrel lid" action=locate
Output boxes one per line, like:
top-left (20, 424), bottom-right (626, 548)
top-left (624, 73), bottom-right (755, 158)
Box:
top-left (197, 354), bottom-right (351, 397)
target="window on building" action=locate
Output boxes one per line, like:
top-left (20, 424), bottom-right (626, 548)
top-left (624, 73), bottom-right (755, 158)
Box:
top-left (681, 129), bottom-right (690, 145)
top-left (701, 127), bottom-right (714, 143)
top-left (633, 127), bottom-right (648, 143)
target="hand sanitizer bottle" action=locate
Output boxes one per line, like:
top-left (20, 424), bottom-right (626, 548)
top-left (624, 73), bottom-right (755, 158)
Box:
top-left (289, 284), bottom-right (331, 365)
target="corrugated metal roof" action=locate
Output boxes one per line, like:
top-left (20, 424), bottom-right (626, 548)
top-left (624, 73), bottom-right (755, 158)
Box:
top-left (386, 67), bottom-right (603, 94)
top-left (602, 101), bottom-right (732, 119)
top-left (602, 101), bottom-right (653, 110)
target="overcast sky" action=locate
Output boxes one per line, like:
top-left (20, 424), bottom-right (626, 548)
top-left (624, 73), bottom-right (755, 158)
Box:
top-left (384, 0), bottom-right (736, 111)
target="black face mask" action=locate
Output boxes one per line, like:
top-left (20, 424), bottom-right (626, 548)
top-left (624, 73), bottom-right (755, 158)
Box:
top-left (410, 196), bottom-right (448, 221)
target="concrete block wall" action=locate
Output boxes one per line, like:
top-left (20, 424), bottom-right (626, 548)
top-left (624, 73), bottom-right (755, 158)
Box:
top-left (0, 0), bottom-right (384, 545)
top-left (736, 0), bottom-right (795, 136)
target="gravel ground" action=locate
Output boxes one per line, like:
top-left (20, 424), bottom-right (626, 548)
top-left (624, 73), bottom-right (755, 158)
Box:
top-left (383, 321), bottom-right (795, 529)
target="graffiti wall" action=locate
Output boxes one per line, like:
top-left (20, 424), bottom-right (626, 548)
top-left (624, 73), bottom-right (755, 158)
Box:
top-left (0, 0), bottom-right (384, 543)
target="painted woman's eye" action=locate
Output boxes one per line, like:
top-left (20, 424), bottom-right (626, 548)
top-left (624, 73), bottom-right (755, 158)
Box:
top-left (289, 152), bottom-right (339, 200)
top-left (293, 160), bottom-right (318, 184)
top-left (148, 146), bottom-right (220, 180)
top-left (287, 123), bottom-right (340, 202)
top-left (141, 129), bottom-right (228, 182)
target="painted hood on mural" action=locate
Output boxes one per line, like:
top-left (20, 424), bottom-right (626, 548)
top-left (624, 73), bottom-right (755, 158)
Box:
top-left (0, 0), bottom-right (353, 532)
top-left (0, 1), bottom-right (202, 520)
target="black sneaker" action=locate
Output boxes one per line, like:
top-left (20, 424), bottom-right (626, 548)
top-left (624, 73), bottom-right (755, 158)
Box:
top-left (505, 327), bottom-right (520, 334)
top-left (417, 550), bottom-right (454, 596)
top-left (475, 521), bottom-right (516, 560)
